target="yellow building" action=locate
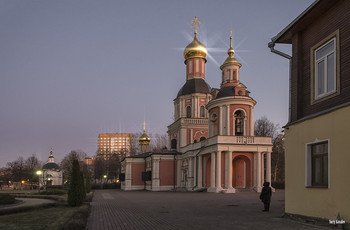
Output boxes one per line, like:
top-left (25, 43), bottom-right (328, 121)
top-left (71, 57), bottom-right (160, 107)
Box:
top-left (270, 0), bottom-right (350, 224)
top-left (98, 133), bottom-right (133, 159)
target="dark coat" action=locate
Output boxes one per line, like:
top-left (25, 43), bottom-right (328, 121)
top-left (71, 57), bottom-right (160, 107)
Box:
top-left (259, 182), bottom-right (272, 203)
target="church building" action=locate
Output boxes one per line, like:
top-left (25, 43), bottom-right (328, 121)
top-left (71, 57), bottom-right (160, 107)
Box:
top-left (121, 17), bottom-right (272, 193)
top-left (41, 148), bottom-right (63, 187)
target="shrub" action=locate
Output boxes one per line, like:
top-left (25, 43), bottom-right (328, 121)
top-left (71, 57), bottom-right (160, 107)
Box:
top-left (80, 171), bottom-right (86, 201)
top-left (0, 194), bottom-right (16, 205)
top-left (68, 159), bottom-right (84, 206)
top-left (85, 173), bottom-right (91, 194)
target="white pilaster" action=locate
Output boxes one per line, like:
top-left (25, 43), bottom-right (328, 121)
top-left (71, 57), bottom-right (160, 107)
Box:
top-left (152, 159), bottom-right (160, 191)
top-left (250, 106), bottom-right (254, 136)
top-left (216, 151), bottom-right (222, 190)
top-left (266, 152), bottom-right (271, 183)
top-left (226, 105), bottom-right (230, 135)
top-left (254, 152), bottom-right (262, 192)
top-left (219, 106), bottom-right (223, 135)
top-left (188, 157), bottom-right (193, 189)
top-left (261, 153), bottom-right (265, 183)
top-left (207, 152), bottom-right (216, 192)
top-left (198, 155), bottom-right (202, 188)
top-left (225, 151), bottom-right (236, 193)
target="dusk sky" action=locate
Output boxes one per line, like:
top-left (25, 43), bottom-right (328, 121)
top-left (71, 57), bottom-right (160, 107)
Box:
top-left (0, 0), bottom-right (314, 166)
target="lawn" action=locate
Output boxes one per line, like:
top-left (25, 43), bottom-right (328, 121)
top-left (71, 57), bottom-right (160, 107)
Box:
top-left (0, 205), bottom-right (81, 230)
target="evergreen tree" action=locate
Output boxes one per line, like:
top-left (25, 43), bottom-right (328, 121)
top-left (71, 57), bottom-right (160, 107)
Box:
top-left (80, 171), bottom-right (86, 200)
top-left (85, 172), bottom-right (91, 194)
top-left (68, 159), bottom-right (84, 206)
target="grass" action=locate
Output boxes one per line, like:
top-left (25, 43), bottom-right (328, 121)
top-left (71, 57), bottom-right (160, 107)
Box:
top-left (0, 205), bottom-right (82, 230)
top-left (0, 194), bottom-right (16, 205)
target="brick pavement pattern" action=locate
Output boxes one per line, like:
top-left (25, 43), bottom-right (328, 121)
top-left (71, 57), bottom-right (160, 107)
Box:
top-left (87, 190), bottom-right (328, 230)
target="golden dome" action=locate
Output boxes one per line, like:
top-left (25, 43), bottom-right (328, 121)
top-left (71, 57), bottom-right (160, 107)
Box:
top-left (184, 33), bottom-right (208, 60)
top-left (139, 130), bottom-right (151, 145)
top-left (222, 34), bottom-right (241, 67)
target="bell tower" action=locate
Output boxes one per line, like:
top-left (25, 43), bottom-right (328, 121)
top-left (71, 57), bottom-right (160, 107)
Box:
top-left (168, 17), bottom-right (212, 150)
top-left (207, 32), bottom-right (256, 137)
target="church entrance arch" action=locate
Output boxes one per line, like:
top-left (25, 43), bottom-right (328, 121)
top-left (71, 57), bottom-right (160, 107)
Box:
top-left (205, 156), bottom-right (211, 188)
top-left (232, 155), bottom-right (251, 188)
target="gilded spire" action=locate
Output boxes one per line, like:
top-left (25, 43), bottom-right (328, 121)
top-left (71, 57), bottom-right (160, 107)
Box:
top-left (221, 30), bottom-right (241, 67)
top-left (227, 30), bottom-right (235, 57)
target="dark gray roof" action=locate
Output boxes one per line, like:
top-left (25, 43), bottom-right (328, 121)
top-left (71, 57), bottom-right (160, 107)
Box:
top-left (215, 86), bottom-right (250, 99)
top-left (127, 151), bottom-right (182, 159)
top-left (42, 162), bottom-right (60, 170)
top-left (216, 86), bottom-right (236, 99)
top-left (177, 79), bottom-right (211, 97)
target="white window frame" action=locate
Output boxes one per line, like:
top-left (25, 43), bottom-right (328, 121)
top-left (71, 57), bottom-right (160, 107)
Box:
top-left (314, 38), bottom-right (336, 99)
top-left (305, 138), bottom-right (330, 188)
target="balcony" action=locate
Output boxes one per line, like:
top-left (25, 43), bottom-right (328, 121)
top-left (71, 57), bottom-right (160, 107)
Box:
top-left (180, 135), bottom-right (272, 153)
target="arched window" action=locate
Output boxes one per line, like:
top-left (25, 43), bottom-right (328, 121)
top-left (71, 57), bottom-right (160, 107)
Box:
top-left (235, 110), bottom-right (244, 136)
top-left (186, 106), bottom-right (191, 118)
top-left (171, 139), bottom-right (177, 149)
top-left (200, 106), bottom-right (205, 118)
top-left (200, 136), bottom-right (206, 141)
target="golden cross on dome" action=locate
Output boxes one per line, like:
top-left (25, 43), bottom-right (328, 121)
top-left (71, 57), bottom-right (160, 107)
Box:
top-left (191, 16), bottom-right (200, 34)
top-left (229, 30), bottom-right (233, 48)
top-left (142, 121), bottom-right (147, 132)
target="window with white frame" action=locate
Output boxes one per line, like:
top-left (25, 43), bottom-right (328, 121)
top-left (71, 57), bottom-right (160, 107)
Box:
top-left (314, 38), bottom-right (336, 99)
top-left (306, 140), bottom-right (329, 187)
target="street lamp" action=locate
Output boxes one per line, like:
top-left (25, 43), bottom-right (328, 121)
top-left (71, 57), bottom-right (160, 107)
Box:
top-left (103, 175), bottom-right (107, 183)
top-left (36, 170), bottom-right (42, 193)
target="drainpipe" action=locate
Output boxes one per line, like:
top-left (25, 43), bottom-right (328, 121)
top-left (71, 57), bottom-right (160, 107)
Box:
top-left (268, 41), bottom-right (292, 123)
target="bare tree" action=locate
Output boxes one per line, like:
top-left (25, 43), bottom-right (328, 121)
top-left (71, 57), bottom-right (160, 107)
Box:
top-left (271, 134), bottom-right (285, 182)
top-left (6, 157), bottom-right (26, 182)
top-left (150, 133), bottom-right (168, 152)
top-left (60, 150), bottom-right (87, 182)
top-left (254, 116), bottom-right (279, 138)
top-left (254, 116), bottom-right (285, 183)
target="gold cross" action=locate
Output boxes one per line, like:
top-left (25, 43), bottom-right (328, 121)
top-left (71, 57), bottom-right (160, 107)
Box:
top-left (191, 16), bottom-right (200, 34)
top-left (230, 30), bottom-right (232, 37)
top-left (142, 121), bottom-right (147, 131)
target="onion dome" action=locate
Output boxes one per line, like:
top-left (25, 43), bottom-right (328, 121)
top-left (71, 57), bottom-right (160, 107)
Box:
top-left (139, 130), bottom-right (151, 145)
top-left (184, 16), bottom-right (207, 61)
top-left (184, 33), bottom-right (208, 60)
top-left (42, 162), bottom-right (60, 171)
top-left (222, 33), bottom-right (241, 67)
top-left (42, 147), bottom-right (60, 171)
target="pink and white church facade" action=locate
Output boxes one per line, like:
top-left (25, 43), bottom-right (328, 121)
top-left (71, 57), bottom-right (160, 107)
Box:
top-left (121, 19), bottom-right (272, 193)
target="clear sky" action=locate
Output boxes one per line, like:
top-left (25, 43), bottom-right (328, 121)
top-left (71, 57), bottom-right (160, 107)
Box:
top-left (0, 0), bottom-right (314, 166)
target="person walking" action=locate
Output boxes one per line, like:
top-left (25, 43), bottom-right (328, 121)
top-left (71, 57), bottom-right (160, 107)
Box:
top-left (260, 182), bottom-right (272, 212)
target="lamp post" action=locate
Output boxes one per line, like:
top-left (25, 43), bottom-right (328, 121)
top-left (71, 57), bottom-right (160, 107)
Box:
top-left (36, 170), bottom-right (42, 193)
top-left (103, 175), bottom-right (107, 183)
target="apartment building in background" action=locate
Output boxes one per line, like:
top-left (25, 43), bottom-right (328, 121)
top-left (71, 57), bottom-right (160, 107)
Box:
top-left (98, 133), bottom-right (133, 159)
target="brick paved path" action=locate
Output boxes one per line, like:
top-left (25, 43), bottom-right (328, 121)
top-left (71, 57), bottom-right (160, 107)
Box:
top-left (87, 190), bottom-right (328, 230)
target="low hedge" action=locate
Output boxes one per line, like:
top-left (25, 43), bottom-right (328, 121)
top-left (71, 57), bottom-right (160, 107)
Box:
top-left (0, 194), bottom-right (16, 205)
